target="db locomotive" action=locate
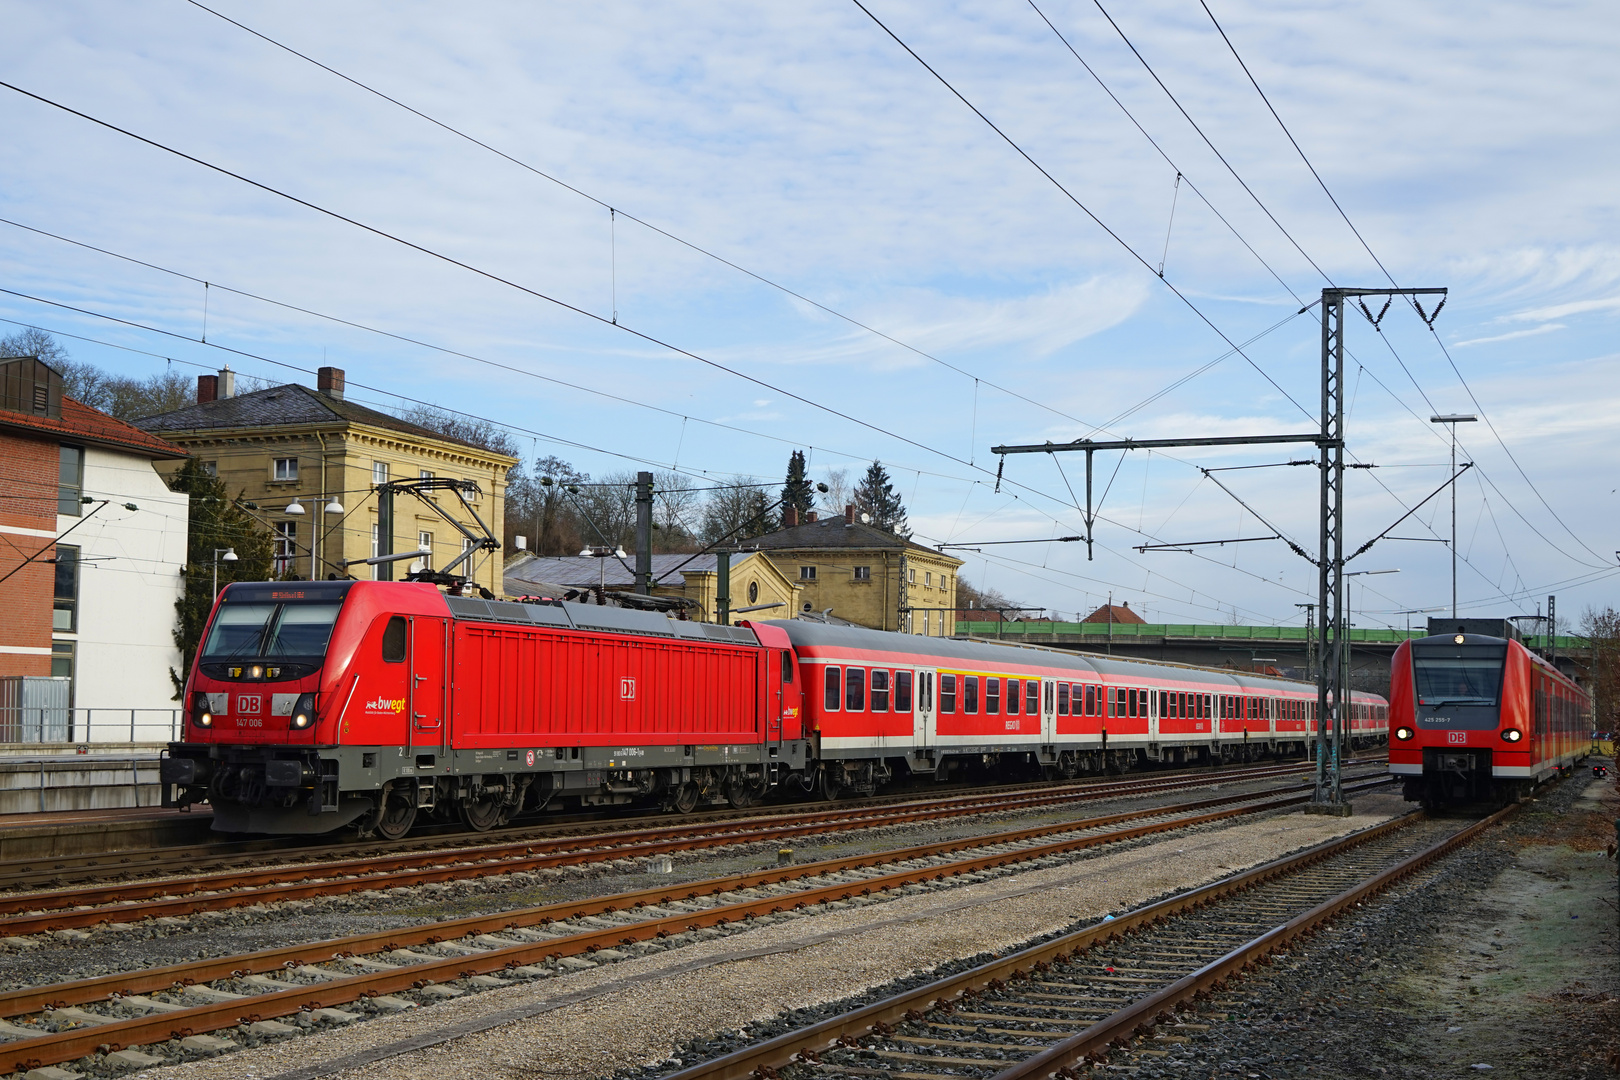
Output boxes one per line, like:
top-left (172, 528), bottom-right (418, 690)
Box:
top-left (1388, 618), bottom-right (1589, 806)
top-left (162, 580), bottom-right (1388, 836)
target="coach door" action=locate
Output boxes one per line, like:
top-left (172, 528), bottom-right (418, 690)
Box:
top-left (915, 669), bottom-right (936, 748)
top-left (409, 616), bottom-right (448, 753)
top-left (1041, 678), bottom-right (1057, 744)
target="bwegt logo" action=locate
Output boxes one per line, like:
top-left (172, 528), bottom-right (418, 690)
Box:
top-left (365, 697), bottom-right (407, 714)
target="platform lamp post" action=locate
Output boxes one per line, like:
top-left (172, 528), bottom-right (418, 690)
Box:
top-left (212, 547), bottom-right (238, 599)
top-left (1429, 414), bottom-right (1476, 619)
top-left (580, 546), bottom-right (628, 597)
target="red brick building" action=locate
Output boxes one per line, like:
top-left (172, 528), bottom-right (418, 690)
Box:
top-left (0, 357), bottom-right (187, 682)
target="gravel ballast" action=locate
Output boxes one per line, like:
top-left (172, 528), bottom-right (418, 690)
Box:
top-left (125, 795), bottom-right (1409, 1080)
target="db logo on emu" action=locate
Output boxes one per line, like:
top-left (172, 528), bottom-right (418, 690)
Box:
top-left (1446, 731), bottom-right (1467, 744)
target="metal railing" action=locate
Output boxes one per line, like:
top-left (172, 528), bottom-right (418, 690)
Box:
top-left (0, 708), bottom-right (181, 747)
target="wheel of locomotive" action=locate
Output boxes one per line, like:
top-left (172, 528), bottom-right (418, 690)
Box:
top-left (725, 776), bottom-right (767, 810)
top-left (817, 766), bottom-right (842, 801)
top-left (671, 781), bottom-right (700, 814)
top-left (374, 787), bottom-right (417, 841)
top-left (457, 792), bottom-right (509, 832)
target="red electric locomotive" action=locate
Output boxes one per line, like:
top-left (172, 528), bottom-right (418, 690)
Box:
top-left (163, 580), bottom-right (1386, 836)
top-left (1388, 618), bottom-right (1589, 806)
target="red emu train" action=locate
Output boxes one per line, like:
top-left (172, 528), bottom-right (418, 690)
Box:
top-left (163, 580), bottom-right (1387, 836)
top-left (1388, 620), bottom-right (1589, 806)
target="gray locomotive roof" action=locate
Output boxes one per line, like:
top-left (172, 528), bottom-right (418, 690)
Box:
top-left (764, 620), bottom-right (1337, 695)
top-left (446, 596), bottom-right (758, 646)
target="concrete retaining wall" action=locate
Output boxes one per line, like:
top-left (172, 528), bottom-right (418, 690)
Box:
top-left (0, 752), bottom-right (164, 814)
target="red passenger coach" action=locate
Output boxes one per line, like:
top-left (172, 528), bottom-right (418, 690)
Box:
top-left (1388, 619), bottom-right (1589, 806)
top-left (163, 582), bottom-right (1386, 837)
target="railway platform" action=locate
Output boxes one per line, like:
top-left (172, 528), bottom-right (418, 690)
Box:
top-left (0, 746), bottom-right (212, 858)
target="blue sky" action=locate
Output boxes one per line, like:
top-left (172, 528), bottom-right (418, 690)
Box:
top-left (2, 0), bottom-right (1616, 629)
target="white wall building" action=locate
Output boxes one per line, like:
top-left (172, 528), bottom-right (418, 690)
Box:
top-left (56, 447), bottom-right (190, 741)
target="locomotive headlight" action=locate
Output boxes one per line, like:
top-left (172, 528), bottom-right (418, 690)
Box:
top-left (250, 665), bottom-right (263, 679)
top-left (1501, 727), bottom-right (1523, 742)
top-left (291, 693), bottom-right (315, 729)
top-left (193, 693), bottom-right (213, 728)
top-left (1394, 726), bottom-right (1414, 741)
top-left (198, 712), bottom-right (213, 727)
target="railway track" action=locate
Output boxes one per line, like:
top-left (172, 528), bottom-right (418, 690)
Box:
top-left (0, 764), bottom-right (1370, 934)
top-left (660, 801), bottom-right (1510, 1080)
top-left (0, 778), bottom-right (1393, 1074)
top-left (0, 760), bottom-right (1338, 892)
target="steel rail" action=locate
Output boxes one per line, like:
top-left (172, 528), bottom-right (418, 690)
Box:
top-left (654, 802), bottom-right (1505, 1080)
top-left (0, 762), bottom-right (1319, 893)
top-left (0, 784), bottom-right (1374, 1072)
top-left (0, 764), bottom-right (1343, 929)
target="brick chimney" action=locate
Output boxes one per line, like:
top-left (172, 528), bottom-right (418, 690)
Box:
top-left (807, 511), bottom-right (818, 522)
top-left (783, 507), bottom-right (798, 528)
top-left (318, 366), bottom-right (345, 401)
top-left (196, 374), bottom-right (218, 404)
top-left (845, 503), bottom-right (855, 525)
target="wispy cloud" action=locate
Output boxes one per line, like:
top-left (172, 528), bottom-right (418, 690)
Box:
top-left (1502, 295), bottom-right (1620, 323)
top-left (1453, 323), bottom-right (1565, 347)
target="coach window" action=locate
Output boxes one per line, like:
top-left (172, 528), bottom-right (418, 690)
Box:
top-left (1006, 678), bottom-right (1019, 716)
top-left (870, 669), bottom-right (890, 712)
top-left (381, 616), bottom-right (407, 662)
top-left (1025, 680), bottom-right (1040, 715)
top-left (940, 674), bottom-right (957, 713)
top-left (964, 676), bottom-right (979, 714)
top-left (985, 677), bottom-right (1000, 715)
top-left (895, 670), bottom-right (913, 712)
top-left (1057, 682), bottom-right (1070, 715)
top-left (846, 667), bottom-right (866, 711)
top-left (824, 667), bottom-right (841, 711)
top-left (1082, 684), bottom-right (1094, 716)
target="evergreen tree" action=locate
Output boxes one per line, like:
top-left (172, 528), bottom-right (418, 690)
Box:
top-left (167, 459), bottom-right (275, 696)
top-left (781, 450), bottom-right (813, 521)
top-left (854, 460), bottom-right (909, 537)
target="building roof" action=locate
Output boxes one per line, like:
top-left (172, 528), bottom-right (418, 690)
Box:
top-left (1082, 602), bottom-right (1145, 625)
top-left (505, 552), bottom-right (730, 591)
top-left (135, 384), bottom-right (513, 458)
top-left (0, 395), bottom-right (188, 459)
top-left (742, 516), bottom-right (962, 563)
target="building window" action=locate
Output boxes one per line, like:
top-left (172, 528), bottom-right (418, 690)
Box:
top-left (747, 581), bottom-right (759, 603)
top-left (924, 572), bottom-right (932, 588)
top-left (413, 531), bottom-right (433, 573)
top-left (273, 457), bottom-right (298, 481)
top-left (52, 544), bottom-right (79, 632)
top-left (799, 566), bottom-right (816, 581)
top-left (463, 479), bottom-right (480, 501)
top-left (923, 611), bottom-right (930, 636)
top-left (201, 461), bottom-right (218, 477)
top-left (58, 445), bottom-right (83, 516)
top-left (940, 575), bottom-right (949, 589)
top-left (371, 523), bottom-right (382, 581)
top-left (419, 469), bottom-right (433, 481)
top-left (853, 566), bottom-right (871, 581)
top-left (274, 522), bottom-right (296, 576)
top-left (461, 538), bottom-right (478, 575)
top-left (373, 461), bottom-right (389, 485)
top-left (907, 568), bottom-right (916, 583)
top-left (50, 639), bottom-right (74, 703)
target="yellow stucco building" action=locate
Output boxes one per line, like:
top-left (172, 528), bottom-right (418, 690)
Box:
top-left (503, 551), bottom-right (800, 622)
top-left (137, 367), bottom-right (515, 592)
top-left (742, 507), bottom-right (963, 635)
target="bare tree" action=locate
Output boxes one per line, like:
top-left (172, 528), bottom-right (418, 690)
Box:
top-left (1580, 606), bottom-right (1619, 734)
top-left (399, 404), bottom-right (521, 458)
top-left (699, 479), bottom-right (773, 546)
top-left (818, 467), bottom-right (850, 515)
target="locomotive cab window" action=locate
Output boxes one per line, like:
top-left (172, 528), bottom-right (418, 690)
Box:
top-left (824, 667), bottom-right (841, 711)
top-left (781, 652), bottom-right (794, 683)
top-left (381, 616), bottom-right (407, 662)
top-left (1411, 642), bottom-right (1507, 706)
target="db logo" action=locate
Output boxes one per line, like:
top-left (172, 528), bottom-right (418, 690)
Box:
top-left (236, 695), bottom-right (262, 715)
top-left (1447, 731), bottom-right (1467, 744)
top-left (525, 749), bottom-right (536, 767)
top-left (619, 678), bottom-right (637, 701)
